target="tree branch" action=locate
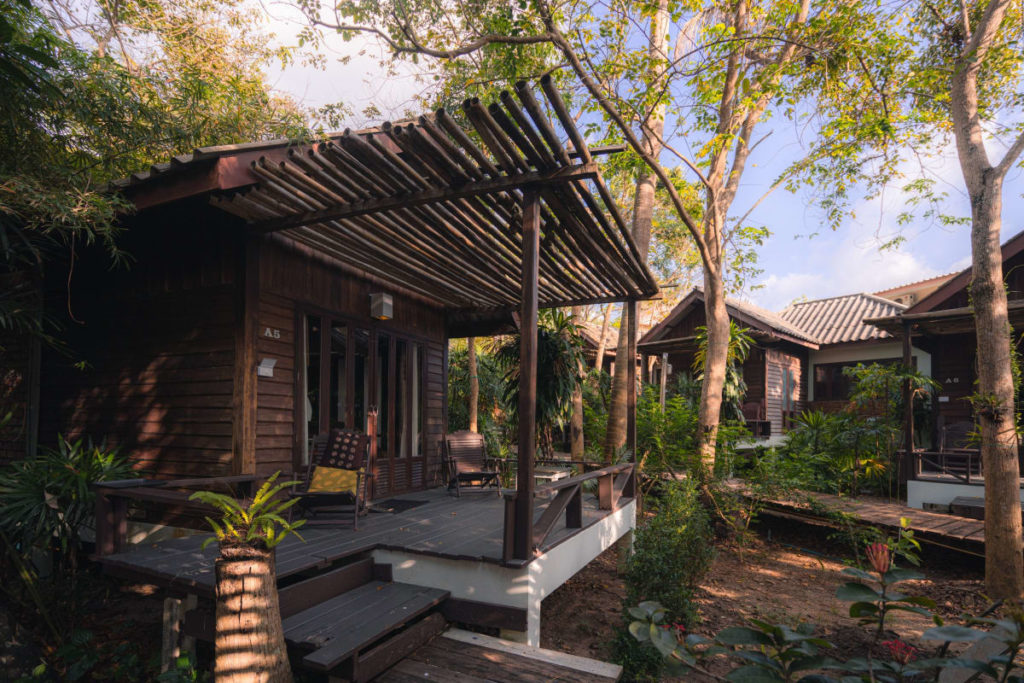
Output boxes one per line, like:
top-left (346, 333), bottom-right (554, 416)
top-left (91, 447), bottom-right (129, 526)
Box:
top-left (994, 130), bottom-right (1024, 178)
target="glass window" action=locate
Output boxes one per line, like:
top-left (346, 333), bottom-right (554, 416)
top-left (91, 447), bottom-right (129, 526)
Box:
top-left (395, 339), bottom-right (408, 459)
top-left (353, 329), bottom-right (370, 432)
top-left (305, 316), bottom-right (322, 460)
top-left (412, 344), bottom-right (423, 457)
top-left (329, 323), bottom-right (347, 429)
top-left (377, 333), bottom-right (391, 454)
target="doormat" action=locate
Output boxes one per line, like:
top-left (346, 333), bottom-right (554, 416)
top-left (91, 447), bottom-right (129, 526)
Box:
top-left (370, 498), bottom-right (430, 514)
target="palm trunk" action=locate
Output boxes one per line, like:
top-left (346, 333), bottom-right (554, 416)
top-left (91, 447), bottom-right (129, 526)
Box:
top-left (602, 0), bottom-right (668, 461)
top-left (697, 267), bottom-right (730, 477)
top-left (570, 307), bottom-right (585, 459)
top-left (467, 337), bottom-right (479, 433)
top-left (594, 303), bottom-right (612, 371)
top-left (215, 545), bottom-right (292, 682)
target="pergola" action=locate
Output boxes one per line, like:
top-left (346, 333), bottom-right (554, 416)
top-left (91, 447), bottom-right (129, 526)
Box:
top-left (201, 76), bottom-right (658, 561)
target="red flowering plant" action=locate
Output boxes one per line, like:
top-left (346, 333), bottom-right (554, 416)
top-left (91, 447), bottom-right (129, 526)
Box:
top-left (836, 532), bottom-right (937, 639)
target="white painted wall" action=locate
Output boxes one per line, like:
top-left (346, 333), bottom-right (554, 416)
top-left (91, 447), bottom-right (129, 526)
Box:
top-left (374, 499), bottom-right (637, 647)
top-left (907, 480), bottom-right (1024, 509)
top-left (807, 342), bottom-right (932, 401)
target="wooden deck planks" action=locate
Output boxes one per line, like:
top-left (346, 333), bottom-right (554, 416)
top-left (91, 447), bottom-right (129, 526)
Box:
top-left (726, 481), bottom-right (986, 552)
top-left (377, 629), bottom-right (621, 683)
top-left (298, 583), bottom-right (450, 671)
top-left (99, 487), bottom-right (634, 592)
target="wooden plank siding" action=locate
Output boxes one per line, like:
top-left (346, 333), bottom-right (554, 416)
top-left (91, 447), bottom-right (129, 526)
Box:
top-left (37, 206), bottom-right (243, 479)
top-left (764, 347), bottom-right (806, 434)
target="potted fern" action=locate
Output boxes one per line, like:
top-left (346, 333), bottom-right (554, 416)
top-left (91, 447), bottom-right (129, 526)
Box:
top-left (189, 473), bottom-right (305, 683)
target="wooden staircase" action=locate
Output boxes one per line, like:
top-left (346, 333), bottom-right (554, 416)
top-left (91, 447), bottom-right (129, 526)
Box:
top-left (279, 556), bottom-right (449, 680)
top-left (184, 555), bottom-right (450, 681)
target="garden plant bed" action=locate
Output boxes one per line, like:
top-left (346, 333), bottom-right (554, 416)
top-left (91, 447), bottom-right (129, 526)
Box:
top-left (541, 524), bottom-right (988, 679)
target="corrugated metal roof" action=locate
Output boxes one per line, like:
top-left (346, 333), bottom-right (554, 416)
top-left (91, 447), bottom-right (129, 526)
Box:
top-left (779, 293), bottom-right (906, 344)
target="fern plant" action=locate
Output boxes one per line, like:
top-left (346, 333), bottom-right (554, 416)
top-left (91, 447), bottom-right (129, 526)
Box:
top-left (189, 472), bottom-right (306, 550)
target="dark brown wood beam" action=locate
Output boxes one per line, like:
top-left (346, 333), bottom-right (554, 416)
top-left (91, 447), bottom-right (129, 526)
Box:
top-left (252, 162), bottom-right (599, 235)
top-left (513, 189), bottom-right (540, 561)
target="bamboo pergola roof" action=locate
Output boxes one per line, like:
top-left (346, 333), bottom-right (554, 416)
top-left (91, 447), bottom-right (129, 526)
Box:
top-left (211, 77), bottom-right (658, 312)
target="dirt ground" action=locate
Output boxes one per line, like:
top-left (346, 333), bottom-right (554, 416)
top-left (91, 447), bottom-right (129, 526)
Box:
top-left (540, 518), bottom-right (988, 673)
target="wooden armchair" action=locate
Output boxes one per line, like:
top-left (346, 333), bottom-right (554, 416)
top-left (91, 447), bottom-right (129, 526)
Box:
top-left (290, 428), bottom-right (372, 529)
top-left (443, 430), bottom-right (499, 496)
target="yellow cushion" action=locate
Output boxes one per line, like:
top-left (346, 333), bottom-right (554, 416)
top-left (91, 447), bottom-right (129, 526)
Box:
top-left (307, 466), bottom-right (360, 494)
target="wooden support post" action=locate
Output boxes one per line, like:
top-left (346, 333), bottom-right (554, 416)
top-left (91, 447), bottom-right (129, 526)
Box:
top-left (513, 190), bottom-right (540, 561)
top-left (232, 234), bottom-right (260, 476)
top-left (625, 299), bottom-right (638, 498)
top-left (567, 487), bottom-right (583, 529)
top-left (598, 473), bottom-right (613, 510)
top-left (901, 319), bottom-right (915, 487)
top-left (94, 489), bottom-right (128, 557)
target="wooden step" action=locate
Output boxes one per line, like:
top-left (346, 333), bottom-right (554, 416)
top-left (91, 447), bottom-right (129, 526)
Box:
top-left (282, 580), bottom-right (449, 673)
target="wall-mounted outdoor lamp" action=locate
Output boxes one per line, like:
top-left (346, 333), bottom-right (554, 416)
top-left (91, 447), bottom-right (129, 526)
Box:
top-left (257, 357), bottom-right (277, 378)
top-left (370, 292), bottom-right (393, 320)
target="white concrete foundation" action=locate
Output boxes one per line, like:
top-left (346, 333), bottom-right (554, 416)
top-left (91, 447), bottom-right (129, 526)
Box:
top-left (907, 479), bottom-right (1024, 509)
top-left (374, 498), bottom-right (637, 647)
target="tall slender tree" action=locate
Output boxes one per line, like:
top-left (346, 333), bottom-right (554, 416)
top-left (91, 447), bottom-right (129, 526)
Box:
top-left (835, 0), bottom-right (1024, 599)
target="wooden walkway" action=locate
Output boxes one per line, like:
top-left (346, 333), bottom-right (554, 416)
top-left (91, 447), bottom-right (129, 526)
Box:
top-left (726, 482), bottom-right (986, 556)
top-left (99, 487), bottom-right (622, 597)
top-left (378, 629), bottom-right (622, 682)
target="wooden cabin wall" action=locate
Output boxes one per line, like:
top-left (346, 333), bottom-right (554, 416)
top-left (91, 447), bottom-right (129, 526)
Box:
top-left (255, 239), bottom-right (447, 492)
top-left (37, 201), bottom-right (242, 478)
top-left (932, 249), bottom-right (1024, 310)
top-left (765, 347), bottom-right (806, 434)
top-left (930, 333), bottom-right (976, 429)
top-left (744, 347), bottom-right (766, 408)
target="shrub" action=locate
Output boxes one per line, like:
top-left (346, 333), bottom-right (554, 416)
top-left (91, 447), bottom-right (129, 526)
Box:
top-left (613, 479), bottom-right (715, 680)
top-left (0, 436), bottom-right (136, 577)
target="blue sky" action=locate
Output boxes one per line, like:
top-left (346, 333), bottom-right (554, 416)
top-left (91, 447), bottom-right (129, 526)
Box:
top-left (265, 14), bottom-right (1024, 314)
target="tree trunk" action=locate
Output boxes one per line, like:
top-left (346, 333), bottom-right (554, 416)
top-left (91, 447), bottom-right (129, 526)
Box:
top-left (467, 337), bottom-right (479, 433)
top-left (570, 306), bottom-right (585, 459)
top-left (697, 267), bottom-right (730, 477)
top-left (945, 0), bottom-right (1024, 598)
top-left (602, 0), bottom-right (668, 461)
top-left (970, 178), bottom-right (1023, 598)
top-left (214, 544), bottom-right (292, 682)
top-left (594, 303), bottom-right (612, 371)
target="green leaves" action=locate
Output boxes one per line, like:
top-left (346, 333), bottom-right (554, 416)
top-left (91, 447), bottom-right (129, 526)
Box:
top-left (189, 471), bottom-right (306, 551)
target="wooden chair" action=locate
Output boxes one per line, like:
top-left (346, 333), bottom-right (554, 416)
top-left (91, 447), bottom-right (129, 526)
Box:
top-left (290, 428), bottom-right (372, 529)
top-left (940, 421), bottom-right (978, 452)
top-left (443, 430), bottom-right (500, 496)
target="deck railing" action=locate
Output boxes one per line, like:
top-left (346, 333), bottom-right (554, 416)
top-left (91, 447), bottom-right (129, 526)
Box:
top-left (910, 450), bottom-right (983, 484)
top-left (93, 475), bottom-right (259, 556)
top-left (501, 463), bottom-right (633, 563)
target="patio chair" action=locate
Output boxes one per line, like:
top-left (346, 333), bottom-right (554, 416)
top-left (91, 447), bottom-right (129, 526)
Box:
top-left (742, 400), bottom-right (771, 438)
top-left (940, 421), bottom-right (977, 452)
top-left (290, 428), bottom-right (372, 529)
top-left (443, 430), bottom-right (500, 496)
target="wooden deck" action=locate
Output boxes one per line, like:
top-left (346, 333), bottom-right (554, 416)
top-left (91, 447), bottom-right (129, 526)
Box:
top-left (726, 482), bottom-right (986, 556)
top-left (98, 487), bottom-right (626, 597)
top-left (378, 629), bottom-right (622, 682)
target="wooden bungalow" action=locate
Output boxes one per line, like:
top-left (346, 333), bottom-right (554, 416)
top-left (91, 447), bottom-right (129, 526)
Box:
top-left (868, 229), bottom-right (1024, 507)
top-left (2, 78), bottom-right (658, 670)
top-left (638, 287), bottom-right (817, 436)
top-left (777, 293), bottom-right (928, 415)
